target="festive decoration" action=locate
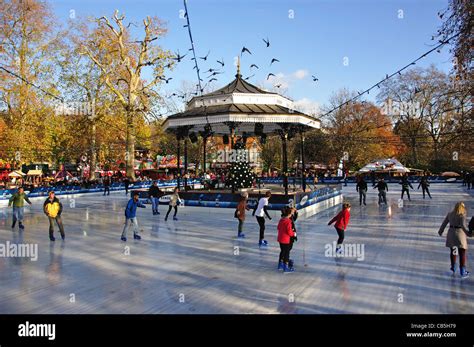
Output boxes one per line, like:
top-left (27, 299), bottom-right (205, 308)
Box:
top-left (229, 141), bottom-right (254, 189)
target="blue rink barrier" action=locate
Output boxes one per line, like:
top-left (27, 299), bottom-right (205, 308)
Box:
top-left (0, 179), bottom-right (202, 201)
top-left (259, 176), bottom-right (463, 185)
top-left (135, 184), bottom-right (342, 211)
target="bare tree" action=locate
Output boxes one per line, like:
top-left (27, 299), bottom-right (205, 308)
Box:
top-left (81, 10), bottom-right (173, 179)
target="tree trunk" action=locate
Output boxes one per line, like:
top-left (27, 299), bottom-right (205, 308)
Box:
top-left (411, 137), bottom-right (418, 165)
top-left (126, 111), bottom-right (136, 180)
top-left (89, 121), bottom-right (97, 180)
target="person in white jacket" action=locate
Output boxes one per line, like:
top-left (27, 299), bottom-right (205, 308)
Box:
top-left (165, 187), bottom-right (181, 221)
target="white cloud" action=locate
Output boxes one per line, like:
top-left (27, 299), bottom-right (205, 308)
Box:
top-left (293, 98), bottom-right (321, 116)
top-left (293, 69), bottom-right (308, 79)
top-left (266, 72), bottom-right (288, 89)
top-left (264, 69), bottom-right (309, 89)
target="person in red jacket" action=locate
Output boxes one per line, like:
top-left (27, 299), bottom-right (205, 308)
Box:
top-left (277, 207), bottom-right (296, 273)
top-left (328, 202), bottom-right (351, 254)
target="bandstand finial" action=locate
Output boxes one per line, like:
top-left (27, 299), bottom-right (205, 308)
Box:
top-left (236, 55), bottom-right (241, 77)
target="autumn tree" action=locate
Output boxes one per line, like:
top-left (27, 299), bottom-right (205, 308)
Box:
top-left (437, 0), bottom-right (473, 82)
top-left (0, 0), bottom-right (62, 166)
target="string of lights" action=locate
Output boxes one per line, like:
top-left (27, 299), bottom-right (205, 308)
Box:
top-left (317, 32), bottom-right (462, 120)
top-left (181, 0), bottom-right (212, 135)
top-left (183, 0), bottom-right (203, 95)
top-left (0, 65), bottom-right (63, 102)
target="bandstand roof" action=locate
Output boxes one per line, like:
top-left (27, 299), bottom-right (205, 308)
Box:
top-left (163, 71), bottom-right (320, 136)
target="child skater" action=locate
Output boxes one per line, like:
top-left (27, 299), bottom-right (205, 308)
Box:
top-left (121, 191), bottom-right (146, 242)
top-left (235, 193), bottom-right (250, 238)
top-left (277, 207), bottom-right (296, 273)
top-left (328, 202), bottom-right (351, 255)
top-left (288, 207), bottom-right (298, 269)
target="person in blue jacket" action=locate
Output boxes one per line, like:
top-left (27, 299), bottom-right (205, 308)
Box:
top-left (121, 192), bottom-right (146, 242)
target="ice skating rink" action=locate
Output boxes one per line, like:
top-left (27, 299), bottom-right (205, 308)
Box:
top-left (0, 184), bottom-right (472, 314)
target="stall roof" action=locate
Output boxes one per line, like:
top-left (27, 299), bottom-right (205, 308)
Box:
top-left (26, 170), bottom-right (43, 176)
top-left (359, 158), bottom-right (409, 173)
top-left (8, 170), bottom-right (25, 177)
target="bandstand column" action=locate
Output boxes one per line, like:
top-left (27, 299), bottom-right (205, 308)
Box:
top-left (176, 132), bottom-right (181, 190)
top-left (280, 130), bottom-right (289, 197)
top-left (300, 129), bottom-right (306, 192)
top-left (184, 137), bottom-right (188, 190)
top-left (202, 136), bottom-right (207, 175)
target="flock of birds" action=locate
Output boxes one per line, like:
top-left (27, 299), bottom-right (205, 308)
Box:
top-left (161, 36), bottom-right (319, 101)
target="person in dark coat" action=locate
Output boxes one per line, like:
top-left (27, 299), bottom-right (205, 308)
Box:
top-left (373, 178), bottom-right (388, 205)
top-left (400, 173), bottom-right (414, 201)
top-left (356, 175), bottom-right (368, 206)
top-left (148, 181), bottom-right (162, 215)
top-left (417, 173), bottom-right (432, 199)
top-left (123, 177), bottom-right (130, 195)
top-left (103, 177), bottom-right (110, 196)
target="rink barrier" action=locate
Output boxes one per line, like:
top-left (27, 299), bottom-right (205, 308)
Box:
top-left (0, 179), bottom-right (202, 204)
top-left (134, 185), bottom-right (343, 214)
top-left (259, 176), bottom-right (463, 185)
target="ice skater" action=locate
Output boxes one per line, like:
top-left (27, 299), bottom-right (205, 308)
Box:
top-left (8, 186), bottom-right (32, 230)
top-left (438, 202), bottom-right (472, 278)
top-left (123, 177), bottom-right (130, 195)
top-left (253, 190), bottom-right (272, 247)
top-left (287, 207), bottom-right (298, 269)
top-left (165, 187), bottom-right (181, 221)
top-left (43, 191), bottom-right (65, 241)
top-left (103, 177), bottom-right (111, 196)
top-left (374, 178), bottom-right (388, 205)
top-left (356, 175), bottom-right (368, 206)
top-left (328, 202), bottom-right (351, 254)
top-left (235, 193), bottom-right (250, 238)
top-left (121, 191), bottom-right (146, 241)
top-left (417, 174), bottom-right (432, 199)
top-left (277, 207), bottom-right (295, 273)
top-left (148, 181), bottom-right (162, 215)
top-left (400, 174), bottom-right (414, 201)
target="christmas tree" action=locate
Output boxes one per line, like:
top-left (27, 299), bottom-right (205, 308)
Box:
top-left (229, 141), bottom-right (254, 189)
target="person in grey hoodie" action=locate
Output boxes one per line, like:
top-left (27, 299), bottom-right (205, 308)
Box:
top-left (438, 201), bottom-right (472, 278)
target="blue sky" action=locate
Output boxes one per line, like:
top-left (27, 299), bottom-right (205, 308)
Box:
top-left (52, 0), bottom-right (452, 113)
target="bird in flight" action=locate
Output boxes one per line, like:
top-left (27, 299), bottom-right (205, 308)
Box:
top-left (262, 37), bottom-right (270, 47)
top-left (204, 68), bottom-right (216, 73)
top-left (160, 77), bottom-right (172, 84)
top-left (199, 50), bottom-right (210, 61)
top-left (267, 73), bottom-right (275, 80)
top-left (207, 71), bottom-right (223, 77)
top-left (217, 59), bottom-right (225, 67)
top-left (241, 47), bottom-right (252, 55)
top-left (208, 78), bottom-right (218, 83)
top-left (173, 51), bottom-right (187, 62)
top-left (250, 64), bottom-right (259, 69)
top-left (312, 75), bottom-right (319, 82)
top-left (270, 58), bottom-right (280, 65)
top-left (244, 74), bottom-right (255, 81)
top-left (274, 84), bottom-right (282, 88)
